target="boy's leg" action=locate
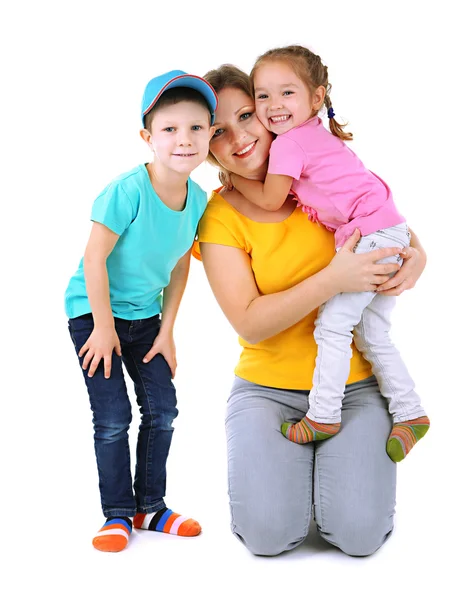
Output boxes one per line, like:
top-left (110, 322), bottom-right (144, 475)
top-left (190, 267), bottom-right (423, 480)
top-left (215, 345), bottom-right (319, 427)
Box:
top-left (68, 314), bottom-right (135, 551)
top-left (121, 316), bottom-right (200, 536)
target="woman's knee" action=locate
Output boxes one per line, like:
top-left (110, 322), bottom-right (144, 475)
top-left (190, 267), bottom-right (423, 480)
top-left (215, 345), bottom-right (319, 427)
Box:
top-left (231, 507), bottom-right (308, 556)
top-left (234, 522), bottom-right (307, 557)
top-left (319, 513), bottom-right (394, 557)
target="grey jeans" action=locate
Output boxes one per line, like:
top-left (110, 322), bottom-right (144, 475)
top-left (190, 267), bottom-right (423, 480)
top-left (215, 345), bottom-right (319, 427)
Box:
top-left (226, 375), bottom-right (396, 557)
top-left (310, 223), bottom-right (426, 424)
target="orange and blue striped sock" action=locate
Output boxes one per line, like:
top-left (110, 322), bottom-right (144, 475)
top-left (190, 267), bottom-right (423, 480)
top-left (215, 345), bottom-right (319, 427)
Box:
top-left (387, 416), bottom-right (430, 462)
top-left (133, 508), bottom-right (201, 537)
top-left (281, 416), bottom-right (340, 444)
top-left (92, 517), bottom-right (132, 552)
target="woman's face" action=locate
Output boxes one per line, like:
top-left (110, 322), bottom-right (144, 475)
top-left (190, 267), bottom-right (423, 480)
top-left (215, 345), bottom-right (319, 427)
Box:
top-left (209, 87), bottom-right (273, 179)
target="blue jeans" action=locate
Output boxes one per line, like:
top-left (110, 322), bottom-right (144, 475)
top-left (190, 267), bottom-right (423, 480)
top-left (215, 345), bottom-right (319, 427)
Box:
top-left (68, 313), bottom-right (178, 518)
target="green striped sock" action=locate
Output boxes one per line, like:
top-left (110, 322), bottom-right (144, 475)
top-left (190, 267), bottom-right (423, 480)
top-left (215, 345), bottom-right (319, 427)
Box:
top-left (387, 416), bottom-right (430, 462)
top-left (281, 417), bottom-right (340, 444)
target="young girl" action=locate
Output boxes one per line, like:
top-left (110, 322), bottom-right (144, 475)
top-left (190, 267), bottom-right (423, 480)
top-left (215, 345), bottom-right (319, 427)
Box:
top-left (230, 45), bottom-right (429, 462)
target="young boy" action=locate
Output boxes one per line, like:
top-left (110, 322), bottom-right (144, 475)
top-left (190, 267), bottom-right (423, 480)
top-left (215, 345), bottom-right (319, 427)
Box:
top-left (65, 70), bottom-right (217, 552)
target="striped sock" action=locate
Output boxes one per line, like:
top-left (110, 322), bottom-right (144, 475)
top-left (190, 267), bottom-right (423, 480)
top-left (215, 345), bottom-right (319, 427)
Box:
top-left (387, 416), bottom-right (430, 462)
top-left (133, 508), bottom-right (201, 537)
top-left (92, 517), bottom-right (132, 552)
top-left (281, 416), bottom-right (340, 444)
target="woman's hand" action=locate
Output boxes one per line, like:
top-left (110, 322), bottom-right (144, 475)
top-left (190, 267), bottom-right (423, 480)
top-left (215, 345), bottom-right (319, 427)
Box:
top-left (79, 326), bottom-right (122, 379)
top-left (377, 245), bottom-right (425, 296)
top-left (327, 229), bottom-right (402, 294)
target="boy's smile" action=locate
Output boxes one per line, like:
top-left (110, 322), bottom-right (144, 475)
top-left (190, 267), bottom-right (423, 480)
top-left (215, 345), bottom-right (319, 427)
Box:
top-left (146, 101), bottom-right (214, 175)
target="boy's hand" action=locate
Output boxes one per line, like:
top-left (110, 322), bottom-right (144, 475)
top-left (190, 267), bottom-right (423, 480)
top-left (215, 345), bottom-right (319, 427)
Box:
top-left (79, 326), bottom-right (122, 378)
top-left (143, 330), bottom-right (177, 378)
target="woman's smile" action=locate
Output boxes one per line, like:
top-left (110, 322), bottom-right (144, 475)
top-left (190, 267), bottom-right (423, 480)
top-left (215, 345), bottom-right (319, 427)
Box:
top-left (234, 141), bottom-right (257, 158)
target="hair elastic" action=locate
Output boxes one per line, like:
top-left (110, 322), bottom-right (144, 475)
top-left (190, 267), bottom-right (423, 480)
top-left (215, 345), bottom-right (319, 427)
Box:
top-left (327, 107), bottom-right (335, 119)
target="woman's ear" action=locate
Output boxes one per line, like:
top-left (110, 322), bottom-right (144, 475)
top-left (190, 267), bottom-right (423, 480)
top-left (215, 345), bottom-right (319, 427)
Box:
top-left (312, 85), bottom-right (326, 111)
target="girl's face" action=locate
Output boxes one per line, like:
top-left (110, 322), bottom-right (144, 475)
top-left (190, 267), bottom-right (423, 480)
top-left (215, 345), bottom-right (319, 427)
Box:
top-left (209, 87), bottom-right (273, 180)
top-left (253, 60), bottom-right (323, 135)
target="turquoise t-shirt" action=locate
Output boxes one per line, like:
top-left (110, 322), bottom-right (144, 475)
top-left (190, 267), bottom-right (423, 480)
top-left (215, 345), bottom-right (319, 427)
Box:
top-left (65, 164), bottom-right (207, 320)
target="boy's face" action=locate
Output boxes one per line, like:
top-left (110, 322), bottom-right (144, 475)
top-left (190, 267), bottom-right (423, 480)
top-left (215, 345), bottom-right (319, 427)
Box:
top-left (145, 101), bottom-right (215, 175)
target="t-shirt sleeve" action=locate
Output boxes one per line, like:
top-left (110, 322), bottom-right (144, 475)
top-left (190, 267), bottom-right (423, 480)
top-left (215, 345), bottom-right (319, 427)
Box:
top-left (268, 135), bottom-right (306, 180)
top-left (192, 195), bottom-right (246, 261)
top-left (91, 182), bottom-right (134, 235)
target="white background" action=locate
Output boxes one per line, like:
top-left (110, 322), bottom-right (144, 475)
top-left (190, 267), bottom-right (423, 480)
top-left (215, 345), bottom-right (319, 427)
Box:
top-left (1, 1), bottom-right (470, 598)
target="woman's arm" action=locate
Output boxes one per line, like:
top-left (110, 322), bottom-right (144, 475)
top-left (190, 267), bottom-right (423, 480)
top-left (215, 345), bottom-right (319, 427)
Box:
top-left (201, 230), bottom-right (402, 345)
top-left (376, 227), bottom-right (426, 295)
top-left (231, 173), bottom-right (293, 211)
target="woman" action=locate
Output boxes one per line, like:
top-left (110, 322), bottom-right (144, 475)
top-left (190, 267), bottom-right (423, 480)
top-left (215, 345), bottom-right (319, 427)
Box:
top-left (196, 65), bottom-right (426, 557)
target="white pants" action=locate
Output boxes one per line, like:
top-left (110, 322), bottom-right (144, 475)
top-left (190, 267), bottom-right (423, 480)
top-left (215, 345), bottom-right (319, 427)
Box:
top-left (308, 223), bottom-right (427, 424)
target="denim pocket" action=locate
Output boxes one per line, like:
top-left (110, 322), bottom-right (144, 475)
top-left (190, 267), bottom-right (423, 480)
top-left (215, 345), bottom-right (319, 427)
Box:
top-left (68, 314), bottom-right (94, 349)
top-left (68, 313), bottom-right (93, 330)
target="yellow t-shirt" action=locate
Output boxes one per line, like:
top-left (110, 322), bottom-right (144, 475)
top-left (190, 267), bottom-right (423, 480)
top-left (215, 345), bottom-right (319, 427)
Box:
top-left (195, 191), bottom-right (372, 390)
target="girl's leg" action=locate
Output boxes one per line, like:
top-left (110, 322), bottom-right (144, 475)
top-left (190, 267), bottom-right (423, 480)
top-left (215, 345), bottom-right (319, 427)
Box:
top-left (352, 223), bottom-right (429, 462)
top-left (354, 293), bottom-right (424, 421)
top-left (314, 376), bottom-right (397, 556)
top-left (283, 223), bottom-right (430, 450)
top-left (226, 377), bottom-right (314, 556)
top-left (354, 294), bottom-right (429, 461)
top-left (282, 288), bottom-right (375, 443)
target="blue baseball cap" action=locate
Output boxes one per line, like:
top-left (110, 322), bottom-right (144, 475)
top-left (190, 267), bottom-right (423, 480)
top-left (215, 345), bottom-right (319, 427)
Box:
top-left (141, 70), bottom-right (218, 127)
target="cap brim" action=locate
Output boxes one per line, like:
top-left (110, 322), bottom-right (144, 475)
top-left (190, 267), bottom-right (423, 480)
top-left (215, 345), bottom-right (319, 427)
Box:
top-left (143, 74), bottom-right (218, 125)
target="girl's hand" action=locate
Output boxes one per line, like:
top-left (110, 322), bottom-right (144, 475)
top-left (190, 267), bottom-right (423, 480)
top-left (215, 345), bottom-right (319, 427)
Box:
top-left (143, 330), bottom-right (177, 378)
top-left (328, 229), bottom-right (402, 294)
top-left (218, 169), bottom-right (234, 191)
top-left (79, 326), bottom-right (122, 378)
top-left (377, 245), bottom-right (424, 295)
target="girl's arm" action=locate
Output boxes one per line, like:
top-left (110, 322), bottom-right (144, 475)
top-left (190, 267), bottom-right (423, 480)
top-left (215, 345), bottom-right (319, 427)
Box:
top-left (142, 249), bottom-right (192, 377)
top-left (231, 173), bottom-right (293, 211)
top-left (376, 227), bottom-right (426, 295)
top-left (80, 222), bottom-right (120, 378)
top-left (200, 230), bottom-right (402, 345)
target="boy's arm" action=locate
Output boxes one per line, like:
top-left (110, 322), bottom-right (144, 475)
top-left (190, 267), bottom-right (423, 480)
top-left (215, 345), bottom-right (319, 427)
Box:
top-left (142, 249), bottom-right (192, 376)
top-left (80, 222), bottom-right (121, 378)
top-left (231, 173), bottom-right (293, 211)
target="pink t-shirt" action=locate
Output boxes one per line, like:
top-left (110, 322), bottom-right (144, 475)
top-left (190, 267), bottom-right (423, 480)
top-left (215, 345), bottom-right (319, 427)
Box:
top-left (268, 116), bottom-right (405, 247)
